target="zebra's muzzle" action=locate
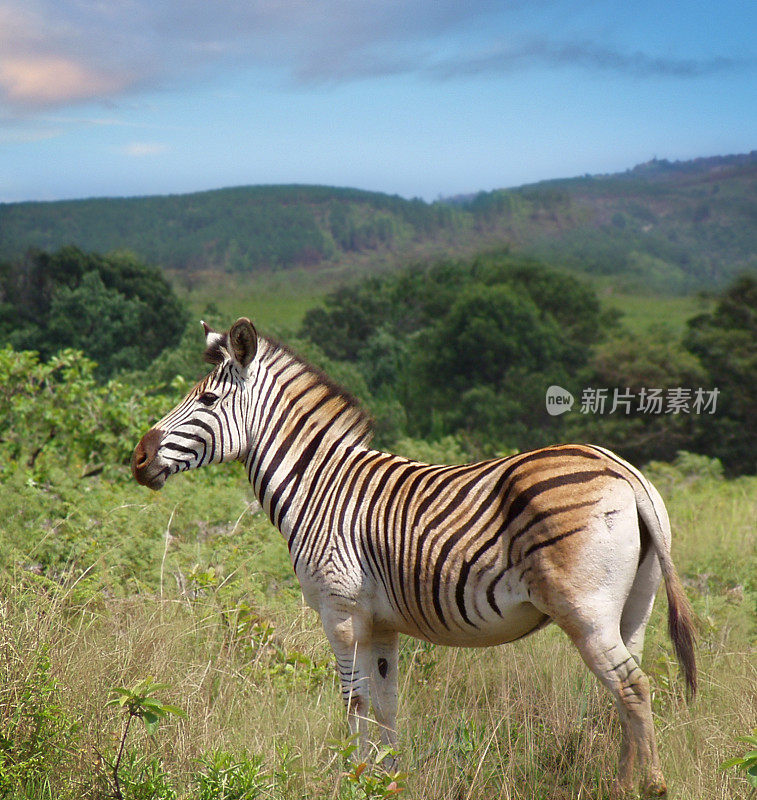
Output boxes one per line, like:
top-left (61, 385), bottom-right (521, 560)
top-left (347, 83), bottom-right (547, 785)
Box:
top-left (131, 427), bottom-right (167, 489)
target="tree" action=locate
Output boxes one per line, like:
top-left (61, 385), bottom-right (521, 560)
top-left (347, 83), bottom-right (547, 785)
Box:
top-left (684, 274), bottom-right (757, 474)
top-left (565, 329), bottom-right (707, 466)
top-left (0, 246), bottom-right (189, 377)
top-left (301, 253), bottom-right (608, 455)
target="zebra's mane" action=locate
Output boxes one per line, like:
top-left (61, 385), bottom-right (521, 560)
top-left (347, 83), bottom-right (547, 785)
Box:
top-left (204, 331), bottom-right (373, 448)
top-left (264, 338), bottom-right (374, 447)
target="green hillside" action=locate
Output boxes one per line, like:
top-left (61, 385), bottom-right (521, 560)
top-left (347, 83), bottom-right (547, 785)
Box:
top-left (1, 152), bottom-right (755, 292)
top-left (0, 185), bottom-right (463, 273)
top-left (472, 152), bottom-right (757, 292)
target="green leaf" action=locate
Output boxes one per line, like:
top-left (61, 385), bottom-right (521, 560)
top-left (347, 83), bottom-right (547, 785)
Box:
top-left (373, 745), bottom-right (396, 764)
top-left (146, 682), bottom-right (172, 694)
top-left (139, 698), bottom-right (168, 711)
top-left (159, 705), bottom-right (187, 718)
top-left (142, 711), bottom-right (160, 735)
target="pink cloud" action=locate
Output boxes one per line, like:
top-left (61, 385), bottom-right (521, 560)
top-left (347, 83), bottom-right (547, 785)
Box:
top-left (0, 56), bottom-right (128, 107)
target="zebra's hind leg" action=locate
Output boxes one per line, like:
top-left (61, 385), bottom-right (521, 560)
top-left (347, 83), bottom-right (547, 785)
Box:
top-left (620, 545), bottom-right (662, 667)
top-left (370, 629), bottom-right (399, 767)
top-left (322, 609), bottom-right (374, 758)
top-left (560, 619), bottom-right (666, 798)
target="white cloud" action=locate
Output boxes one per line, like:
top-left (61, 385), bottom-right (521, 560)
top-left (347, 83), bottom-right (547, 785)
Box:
top-left (0, 0), bottom-right (508, 109)
top-left (0, 123), bottom-right (62, 144)
top-left (120, 141), bottom-right (169, 157)
top-left (0, 0), bottom-right (751, 112)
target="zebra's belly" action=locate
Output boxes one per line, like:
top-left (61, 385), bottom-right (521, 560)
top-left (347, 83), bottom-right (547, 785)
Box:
top-left (384, 600), bottom-right (550, 648)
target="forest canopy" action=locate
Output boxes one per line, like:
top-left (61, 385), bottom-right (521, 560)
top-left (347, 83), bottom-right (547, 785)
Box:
top-left (0, 245), bottom-right (753, 475)
top-left (301, 254), bottom-right (756, 474)
top-left (1, 153), bottom-right (754, 289)
top-left (300, 253), bottom-right (613, 453)
top-left (0, 246), bottom-right (189, 377)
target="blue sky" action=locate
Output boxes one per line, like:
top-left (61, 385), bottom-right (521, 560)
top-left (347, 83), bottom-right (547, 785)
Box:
top-left (1, 0), bottom-right (755, 202)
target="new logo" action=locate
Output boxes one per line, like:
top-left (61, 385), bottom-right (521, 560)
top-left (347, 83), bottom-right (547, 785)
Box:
top-left (545, 385), bottom-right (575, 416)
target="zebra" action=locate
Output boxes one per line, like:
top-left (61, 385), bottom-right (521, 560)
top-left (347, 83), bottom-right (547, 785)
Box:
top-left (131, 317), bottom-right (696, 798)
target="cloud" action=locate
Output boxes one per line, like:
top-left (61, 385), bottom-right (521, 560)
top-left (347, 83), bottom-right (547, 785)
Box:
top-left (0, 56), bottom-right (128, 106)
top-left (0, 0), bottom-right (751, 112)
top-left (429, 40), bottom-right (748, 81)
top-left (119, 142), bottom-right (169, 157)
top-left (42, 115), bottom-right (153, 128)
top-left (0, 122), bottom-right (61, 144)
top-left (0, 0), bottom-right (153, 109)
top-left (0, 0), bottom-right (500, 109)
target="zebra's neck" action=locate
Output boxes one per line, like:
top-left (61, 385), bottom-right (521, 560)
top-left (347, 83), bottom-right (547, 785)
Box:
top-left (244, 337), bottom-right (373, 536)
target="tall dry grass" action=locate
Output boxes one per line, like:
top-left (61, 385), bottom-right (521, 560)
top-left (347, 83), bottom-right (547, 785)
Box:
top-left (1, 468), bottom-right (754, 798)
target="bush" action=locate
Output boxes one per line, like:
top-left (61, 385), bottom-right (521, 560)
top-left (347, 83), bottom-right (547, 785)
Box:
top-left (0, 346), bottom-right (183, 479)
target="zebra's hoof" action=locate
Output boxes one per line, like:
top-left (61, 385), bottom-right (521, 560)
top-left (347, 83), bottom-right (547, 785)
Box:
top-left (641, 776), bottom-right (667, 797)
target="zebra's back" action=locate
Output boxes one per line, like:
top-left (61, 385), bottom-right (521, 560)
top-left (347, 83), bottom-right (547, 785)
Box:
top-left (297, 443), bottom-right (642, 647)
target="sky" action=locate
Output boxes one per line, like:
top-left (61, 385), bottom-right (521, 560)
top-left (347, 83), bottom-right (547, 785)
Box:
top-left (0, 0), bottom-right (755, 203)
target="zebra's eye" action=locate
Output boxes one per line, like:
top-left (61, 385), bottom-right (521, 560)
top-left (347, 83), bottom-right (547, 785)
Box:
top-left (197, 391), bottom-right (218, 407)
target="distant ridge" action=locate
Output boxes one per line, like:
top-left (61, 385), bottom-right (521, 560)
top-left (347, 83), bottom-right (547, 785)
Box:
top-left (0, 184), bottom-right (462, 274)
top-left (1, 152), bottom-right (755, 291)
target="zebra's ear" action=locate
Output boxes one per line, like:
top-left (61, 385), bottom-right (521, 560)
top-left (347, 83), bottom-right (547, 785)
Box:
top-left (229, 317), bottom-right (257, 369)
top-left (201, 320), bottom-right (228, 364)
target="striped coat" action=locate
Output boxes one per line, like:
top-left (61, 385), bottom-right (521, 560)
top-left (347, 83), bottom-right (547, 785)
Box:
top-left (132, 317), bottom-right (696, 798)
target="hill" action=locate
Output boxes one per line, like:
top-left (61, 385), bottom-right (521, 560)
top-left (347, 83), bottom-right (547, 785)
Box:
top-left (469, 152), bottom-right (757, 291)
top-left (0, 185), bottom-right (463, 274)
top-left (1, 152), bottom-right (755, 292)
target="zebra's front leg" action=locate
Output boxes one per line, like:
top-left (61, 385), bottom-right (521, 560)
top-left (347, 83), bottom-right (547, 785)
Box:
top-left (323, 609), bottom-right (373, 757)
top-left (370, 629), bottom-right (399, 768)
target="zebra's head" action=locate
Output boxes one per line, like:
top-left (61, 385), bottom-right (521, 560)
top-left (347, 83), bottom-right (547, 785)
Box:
top-left (131, 317), bottom-right (257, 490)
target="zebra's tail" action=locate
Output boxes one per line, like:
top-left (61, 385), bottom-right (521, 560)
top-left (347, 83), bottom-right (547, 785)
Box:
top-left (635, 481), bottom-right (698, 702)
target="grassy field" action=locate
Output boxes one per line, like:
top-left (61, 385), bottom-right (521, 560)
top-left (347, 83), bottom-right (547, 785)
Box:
top-left (596, 288), bottom-right (713, 339)
top-left (1, 453), bottom-right (755, 799)
top-left (172, 251), bottom-right (409, 334)
top-left (174, 267), bottom-right (332, 333)
top-left (171, 261), bottom-right (715, 342)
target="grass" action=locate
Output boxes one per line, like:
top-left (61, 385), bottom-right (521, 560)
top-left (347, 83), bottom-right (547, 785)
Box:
top-left (169, 258), bottom-right (716, 344)
top-left (171, 267), bottom-right (333, 334)
top-left (591, 283), bottom-right (713, 338)
top-left (171, 253), bottom-right (407, 335)
top-left (0, 462), bottom-right (754, 799)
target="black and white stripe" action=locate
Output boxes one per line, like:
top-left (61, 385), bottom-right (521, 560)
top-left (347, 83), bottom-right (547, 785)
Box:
top-left (132, 317), bottom-right (696, 796)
